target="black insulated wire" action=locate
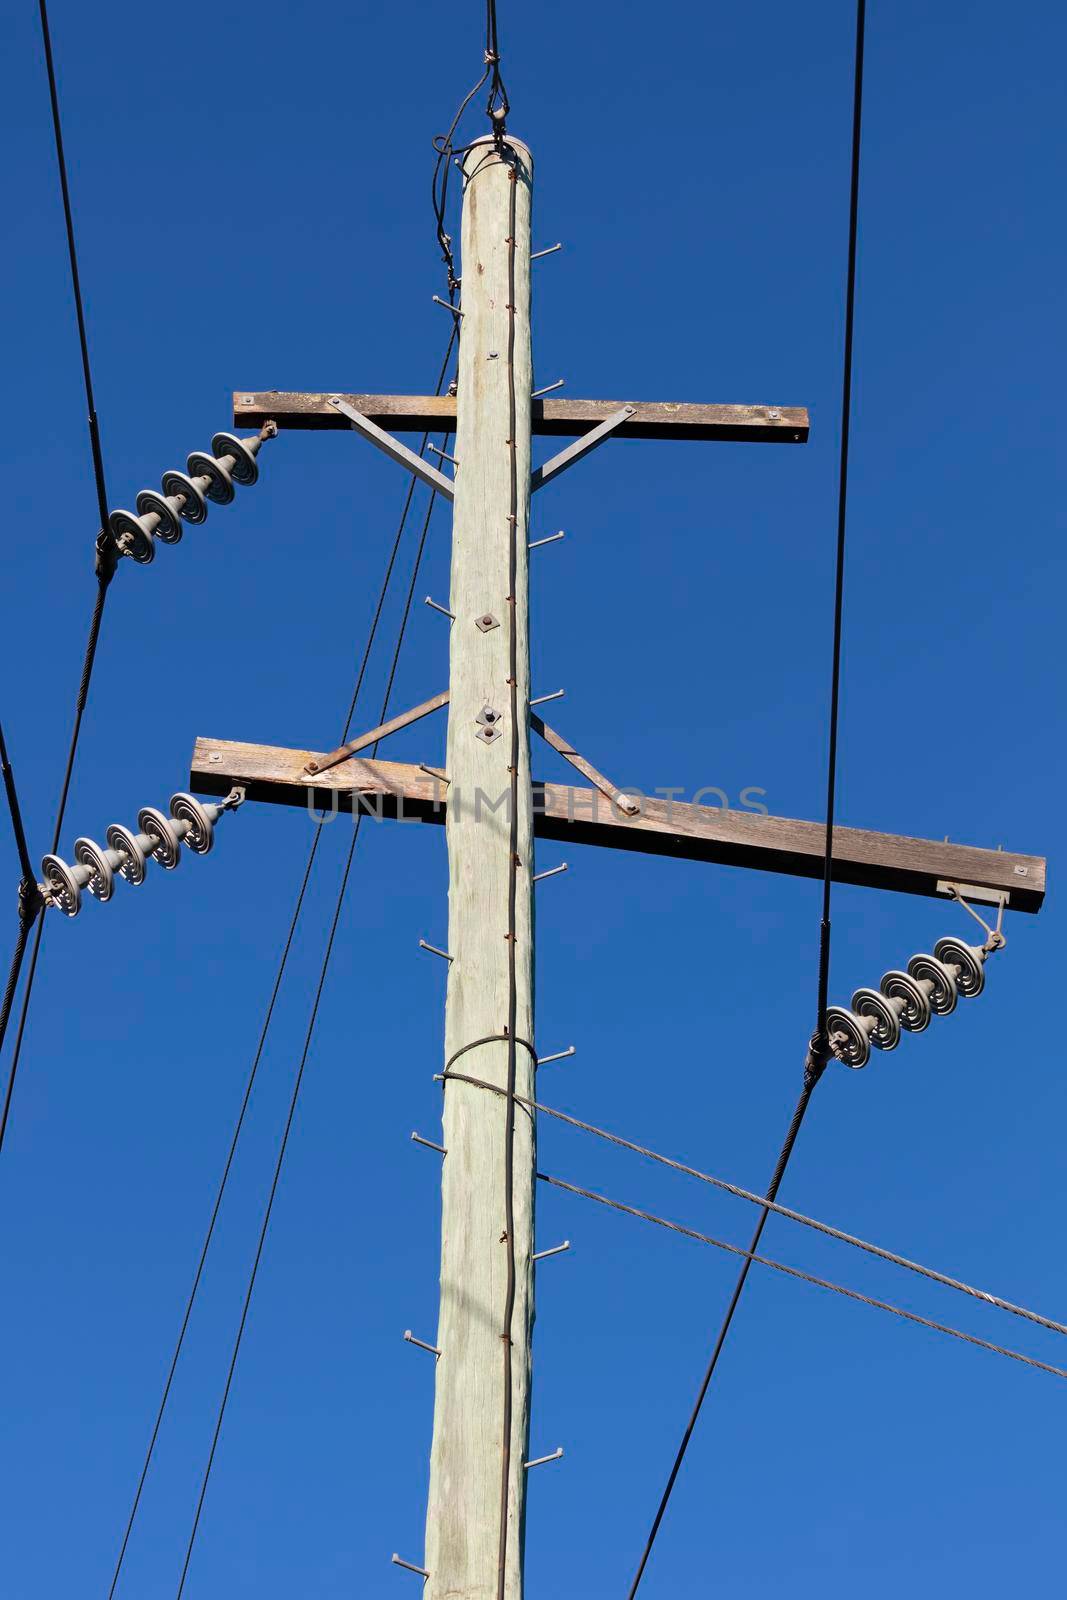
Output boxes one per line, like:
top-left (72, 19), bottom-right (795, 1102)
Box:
top-left (624, 5), bottom-right (867, 1595)
top-left (1, 4), bottom-right (121, 1159)
top-left (106, 331), bottom-right (456, 1598)
top-left (174, 471), bottom-right (448, 1600)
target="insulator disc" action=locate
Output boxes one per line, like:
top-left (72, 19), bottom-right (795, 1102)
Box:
top-left (74, 837), bottom-right (115, 902)
top-left (108, 508), bottom-right (156, 564)
top-left (136, 489), bottom-right (183, 544)
top-left (824, 1005), bottom-right (871, 1069)
top-left (880, 970), bottom-right (932, 1033)
top-left (852, 987), bottom-right (901, 1051)
top-left (187, 451), bottom-right (235, 505)
top-left (933, 935), bottom-right (986, 998)
top-left (161, 470), bottom-right (209, 524)
top-left (106, 823), bottom-right (147, 885)
top-left (169, 792), bottom-right (215, 855)
top-left (907, 952), bottom-right (959, 1016)
top-left (41, 854), bottom-right (82, 916)
top-left (210, 432), bottom-right (259, 487)
top-left (137, 807), bottom-right (182, 869)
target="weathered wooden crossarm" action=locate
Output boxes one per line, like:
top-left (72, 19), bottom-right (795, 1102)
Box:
top-left (190, 736), bottom-right (1045, 912)
top-left (233, 391), bottom-right (810, 444)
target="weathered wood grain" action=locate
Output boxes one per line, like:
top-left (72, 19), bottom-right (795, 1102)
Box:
top-left (233, 390), bottom-right (810, 443)
top-left (427, 136), bottom-right (535, 1600)
top-left (190, 736), bottom-right (1046, 912)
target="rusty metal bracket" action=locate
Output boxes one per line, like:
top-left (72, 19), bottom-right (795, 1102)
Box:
top-left (530, 714), bottom-right (639, 815)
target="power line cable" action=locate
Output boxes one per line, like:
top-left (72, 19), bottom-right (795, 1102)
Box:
top-left (172, 450), bottom-right (449, 1598)
top-left (0, 0), bottom-right (122, 1156)
top-left (442, 1070), bottom-right (1067, 1341)
top-left (537, 1172), bottom-right (1067, 1384)
top-left (105, 330), bottom-right (456, 1598)
top-left (484, 0), bottom-right (510, 131)
top-left (625, 6), bottom-right (867, 1592)
top-left (430, 0), bottom-right (513, 294)
top-left (0, 723), bottom-right (42, 1061)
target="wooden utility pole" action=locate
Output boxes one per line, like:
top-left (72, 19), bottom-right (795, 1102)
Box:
top-left (424, 135), bottom-right (536, 1600)
top-left (190, 125), bottom-right (1048, 1594)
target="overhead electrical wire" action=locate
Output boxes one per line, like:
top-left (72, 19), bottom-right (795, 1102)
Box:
top-left (173, 460), bottom-right (449, 1600)
top-left (106, 332), bottom-right (457, 1598)
top-left (0, 0), bottom-right (122, 1156)
top-left (0, 723), bottom-right (41, 1064)
top-left (624, 5), bottom-right (868, 1594)
top-left (430, 0), bottom-right (512, 296)
top-left (441, 1070), bottom-right (1067, 1342)
top-left (536, 1172), bottom-right (1067, 1385)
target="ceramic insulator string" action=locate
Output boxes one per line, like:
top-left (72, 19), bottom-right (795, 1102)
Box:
top-left (39, 791), bottom-right (243, 918)
top-left (108, 425), bottom-right (277, 565)
top-left (825, 935), bottom-right (997, 1069)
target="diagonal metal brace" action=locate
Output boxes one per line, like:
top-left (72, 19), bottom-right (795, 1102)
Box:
top-left (327, 396), bottom-right (455, 501)
top-left (530, 405), bottom-right (635, 493)
top-left (305, 689), bottom-right (450, 776)
top-left (530, 714), bottom-right (639, 815)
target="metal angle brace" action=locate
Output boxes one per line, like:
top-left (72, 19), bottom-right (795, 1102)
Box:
top-left (327, 395), bottom-right (455, 501)
top-left (305, 689), bottom-right (451, 776)
top-left (530, 405), bottom-right (635, 493)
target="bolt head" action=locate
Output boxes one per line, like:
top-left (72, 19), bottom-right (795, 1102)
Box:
top-left (475, 612), bottom-right (500, 632)
top-left (477, 724), bottom-right (502, 744)
top-left (476, 704), bottom-right (501, 726)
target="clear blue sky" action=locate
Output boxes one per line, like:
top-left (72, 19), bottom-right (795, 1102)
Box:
top-left (1, 2), bottom-right (1064, 1595)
